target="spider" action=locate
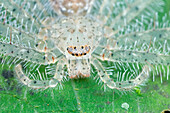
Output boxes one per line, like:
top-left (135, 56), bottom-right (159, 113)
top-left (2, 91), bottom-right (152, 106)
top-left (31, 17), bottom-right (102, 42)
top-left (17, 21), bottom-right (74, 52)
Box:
top-left (0, 0), bottom-right (169, 90)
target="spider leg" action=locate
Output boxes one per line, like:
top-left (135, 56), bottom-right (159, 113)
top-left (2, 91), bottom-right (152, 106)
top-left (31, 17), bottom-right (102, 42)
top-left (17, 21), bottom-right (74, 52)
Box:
top-left (93, 47), bottom-right (170, 66)
top-left (109, 65), bottom-right (150, 90)
top-left (87, 0), bottom-right (96, 14)
top-left (92, 58), bottom-right (150, 90)
top-left (15, 59), bottom-right (66, 89)
top-left (15, 64), bottom-right (50, 89)
top-left (98, 0), bottom-right (116, 23)
top-left (93, 28), bottom-right (170, 66)
top-left (52, 58), bottom-right (67, 84)
top-left (36, 26), bottom-right (54, 53)
top-left (92, 58), bottom-right (116, 86)
top-left (107, 0), bottom-right (162, 30)
top-left (41, 17), bottom-right (55, 28)
top-left (34, 26), bottom-right (64, 65)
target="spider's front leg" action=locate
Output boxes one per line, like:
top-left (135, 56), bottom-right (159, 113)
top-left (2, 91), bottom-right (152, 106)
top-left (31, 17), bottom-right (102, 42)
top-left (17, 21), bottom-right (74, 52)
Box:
top-left (92, 58), bottom-right (150, 90)
top-left (15, 64), bottom-right (50, 89)
top-left (15, 58), bottom-right (66, 89)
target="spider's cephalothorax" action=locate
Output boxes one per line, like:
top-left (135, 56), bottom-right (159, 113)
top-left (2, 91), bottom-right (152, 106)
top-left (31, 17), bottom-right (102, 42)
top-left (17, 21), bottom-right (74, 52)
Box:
top-left (51, 15), bottom-right (103, 78)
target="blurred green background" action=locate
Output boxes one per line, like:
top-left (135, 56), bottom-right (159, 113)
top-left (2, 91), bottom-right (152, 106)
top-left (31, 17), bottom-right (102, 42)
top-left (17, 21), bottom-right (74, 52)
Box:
top-left (0, 0), bottom-right (170, 113)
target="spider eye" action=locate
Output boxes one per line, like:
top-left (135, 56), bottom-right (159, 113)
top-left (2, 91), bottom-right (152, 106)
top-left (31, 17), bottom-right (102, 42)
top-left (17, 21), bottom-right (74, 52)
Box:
top-left (74, 47), bottom-right (76, 49)
top-left (85, 46), bottom-right (89, 51)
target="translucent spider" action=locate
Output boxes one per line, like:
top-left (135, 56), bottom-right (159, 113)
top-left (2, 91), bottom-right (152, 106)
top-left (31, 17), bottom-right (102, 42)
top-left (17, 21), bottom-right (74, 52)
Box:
top-left (0, 0), bottom-right (169, 90)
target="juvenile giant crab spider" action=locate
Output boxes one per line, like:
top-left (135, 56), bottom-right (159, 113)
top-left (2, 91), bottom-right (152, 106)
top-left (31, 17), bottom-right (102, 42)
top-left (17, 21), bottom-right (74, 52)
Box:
top-left (0, 0), bottom-right (169, 90)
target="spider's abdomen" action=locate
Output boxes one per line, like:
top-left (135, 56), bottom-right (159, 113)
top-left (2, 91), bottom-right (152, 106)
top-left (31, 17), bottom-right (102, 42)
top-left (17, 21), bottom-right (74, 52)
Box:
top-left (51, 15), bottom-right (103, 59)
top-left (50, 0), bottom-right (92, 16)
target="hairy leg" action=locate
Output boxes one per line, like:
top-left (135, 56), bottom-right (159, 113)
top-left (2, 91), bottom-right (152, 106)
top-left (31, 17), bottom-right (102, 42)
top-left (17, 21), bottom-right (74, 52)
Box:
top-left (15, 59), bottom-right (66, 89)
top-left (92, 58), bottom-right (150, 90)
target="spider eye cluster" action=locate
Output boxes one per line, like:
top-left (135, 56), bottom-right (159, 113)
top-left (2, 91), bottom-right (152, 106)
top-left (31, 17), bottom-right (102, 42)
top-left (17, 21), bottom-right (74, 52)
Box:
top-left (67, 45), bottom-right (91, 57)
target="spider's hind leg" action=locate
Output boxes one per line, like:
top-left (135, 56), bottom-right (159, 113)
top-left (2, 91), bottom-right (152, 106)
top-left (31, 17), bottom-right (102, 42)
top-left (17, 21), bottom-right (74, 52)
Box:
top-left (92, 59), bottom-right (150, 90)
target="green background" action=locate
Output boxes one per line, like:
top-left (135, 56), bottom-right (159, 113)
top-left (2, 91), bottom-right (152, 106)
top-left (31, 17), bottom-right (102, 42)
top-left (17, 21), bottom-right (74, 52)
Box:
top-left (0, 0), bottom-right (170, 113)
